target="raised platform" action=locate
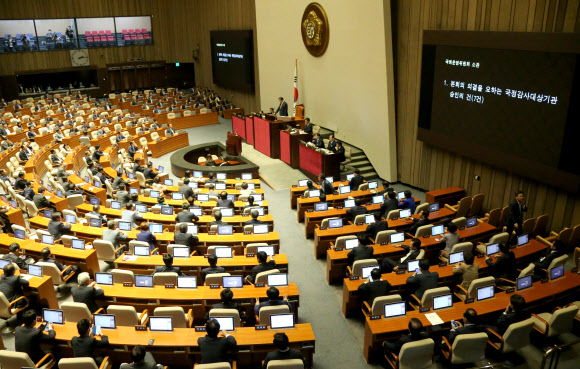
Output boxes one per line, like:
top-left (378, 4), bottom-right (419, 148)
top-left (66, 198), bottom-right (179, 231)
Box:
top-left (170, 142), bottom-right (260, 179)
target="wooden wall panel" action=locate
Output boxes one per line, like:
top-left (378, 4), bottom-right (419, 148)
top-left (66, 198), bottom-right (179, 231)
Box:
top-left (393, 0), bottom-right (580, 232)
top-left (0, 0), bottom-right (259, 112)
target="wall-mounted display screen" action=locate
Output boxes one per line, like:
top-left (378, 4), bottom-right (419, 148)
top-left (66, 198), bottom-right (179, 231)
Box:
top-left (34, 18), bottom-right (77, 50)
top-left (210, 30), bottom-right (255, 92)
top-left (0, 19), bottom-right (37, 52)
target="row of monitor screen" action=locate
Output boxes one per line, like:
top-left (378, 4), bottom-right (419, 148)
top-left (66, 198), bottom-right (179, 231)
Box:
top-left (84, 193), bottom-right (264, 207)
top-left (114, 172), bottom-right (253, 181)
top-left (94, 272), bottom-right (287, 288)
top-left (42, 309), bottom-right (294, 331)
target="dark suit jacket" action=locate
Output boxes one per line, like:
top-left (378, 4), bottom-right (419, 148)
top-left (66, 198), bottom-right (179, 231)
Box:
top-left (275, 101), bottom-right (288, 116)
top-left (406, 271), bottom-right (439, 299)
top-left (3, 253), bottom-right (27, 269)
top-left (248, 260), bottom-right (277, 283)
top-left (217, 199), bottom-right (234, 208)
top-left (347, 246), bottom-right (375, 266)
top-left (48, 220), bottom-right (71, 240)
top-left (178, 185), bottom-right (194, 200)
top-left (506, 199), bottom-right (527, 227)
top-left (533, 251), bottom-right (561, 270)
top-left (143, 168), bottom-right (156, 180)
top-left (346, 205), bottom-right (368, 221)
top-left (263, 349), bottom-right (304, 369)
top-left (72, 285), bottom-right (105, 313)
top-left (384, 332), bottom-right (429, 354)
top-left (303, 123), bottom-right (313, 133)
top-left (201, 266), bottom-right (226, 282)
top-left (244, 219), bottom-right (265, 226)
top-left (22, 186), bottom-right (35, 201)
top-left (33, 193), bottom-right (51, 210)
top-left (320, 180), bottom-right (334, 195)
top-left (15, 325), bottom-right (56, 363)
top-left (349, 175), bottom-right (364, 191)
top-left (495, 309), bottom-right (531, 335)
top-left (0, 274), bottom-right (29, 304)
top-left (197, 335), bottom-right (237, 364)
top-left (409, 218), bottom-right (430, 236)
top-left (327, 140), bottom-right (337, 152)
top-left (19, 151), bottom-right (29, 162)
top-left (72, 335), bottom-right (110, 359)
top-left (380, 198), bottom-right (399, 218)
top-left (313, 138), bottom-right (324, 148)
top-left (366, 221), bottom-right (390, 240)
top-left (174, 232), bottom-right (198, 247)
top-left (448, 324), bottom-right (482, 344)
top-left (175, 210), bottom-right (199, 223)
top-left (335, 146), bottom-right (346, 162)
top-left (153, 265), bottom-right (184, 276)
top-left (358, 279), bottom-right (391, 305)
top-left (486, 251), bottom-right (516, 279)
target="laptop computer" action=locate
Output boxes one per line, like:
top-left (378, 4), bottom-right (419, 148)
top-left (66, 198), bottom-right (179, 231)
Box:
top-left (368, 181), bottom-right (378, 190)
top-left (517, 234), bottom-right (529, 246)
top-left (372, 195), bottom-right (383, 204)
top-left (223, 276), bottom-right (243, 288)
top-left (149, 223), bottom-right (163, 233)
top-left (344, 238), bottom-right (359, 250)
top-left (407, 260), bottom-right (420, 273)
top-left (361, 266), bottom-right (377, 279)
top-left (270, 313), bottom-right (295, 329)
top-left (164, 179), bottom-right (173, 186)
top-left (94, 314), bottom-right (116, 329)
top-left (135, 204), bottom-right (148, 213)
top-left (308, 189), bottom-right (320, 198)
top-left (216, 173), bottom-right (227, 180)
top-left (134, 245), bottom-right (150, 256)
top-left (94, 180), bottom-right (101, 188)
top-left (43, 309), bottom-right (64, 325)
top-left (431, 225), bottom-right (444, 236)
top-left (211, 316), bottom-right (234, 331)
top-left (65, 214), bottom-right (76, 224)
top-left (220, 208), bottom-right (234, 217)
top-left (384, 302), bottom-right (406, 318)
top-left (466, 217), bottom-right (478, 228)
top-left (325, 177), bottom-right (334, 184)
top-left (110, 201), bottom-right (121, 210)
top-left (42, 234), bottom-right (54, 245)
top-left (157, 166), bottom-right (164, 173)
top-left (177, 276), bottom-right (197, 289)
top-left (339, 185), bottom-right (351, 194)
top-left (242, 173), bottom-right (252, 180)
top-left (429, 203), bottom-right (440, 212)
top-left (172, 192), bottom-right (183, 200)
top-left (298, 179), bottom-right (309, 187)
top-left (247, 183), bottom-right (255, 190)
top-left (397, 191), bottom-right (406, 200)
top-left (118, 221), bottom-right (132, 231)
top-left (28, 264), bottom-right (42, 277)
top-left (193, 171), bottom-right (203, 178)
top-left (390, 232), bottom-right (405, 244)
top-left (328, 219), bottom-right (343, 229)
top-left (172, 246), bottom-right (190, 258)
top-left (449, 251), bottom-right (464, 265)
top-left (267, 273), bottom-right (288, 287)
top-left (90, 197), bottom-right (100, 205)
top-left (217, 225), bottom-right (233, 235)
top-left (550, 265), bottom-right (564, 281)
top-left (89, 218), bottom-right (102, 228)
top-left (399, 209), bottom-right (411, 218)
top-left (161, 206), bottom-right (174, 215)
top-left (197, 194), bottom-right (209, 202)
top-left (14, 229), bottom-right (26, 240)
top-left (134, 275), bottom-right (153, 287)
top-left (433, 294), bottom-right (453, 310)
top-left (0, 259), bottom-right (10, 269)
top-left (129, 187), bottom-right (139, 195)
top-left (517, 275), bottom-right (533, 291)
top-left (71, 239), bottom-right (85, 250)
top-left (253, 224), bottom-right (269, 234)
top-left (215, 247), bottom-right (233, 258)
top-left (485, 243), bottom-right (500, 256)
top-left (476, 285), bottom-right (495, 301)
top-left (44, 209), bottom-right (53, 219)
top-left (344, 199), bottom-right (355, 208)
top-left (149, 317), bottom-right (173, 331)
top-left (95, 272), bottom-right (113, 285)
top-left (149, 190), bottom-right (160, 198)
top-left (187, 225), bottom-right (198, 234)
top-left (314, 202), bottom-right (328, 212)
top-left (257, 245), bottom-right (275, 256)
top-left (226, 194), bottom-right (236, 202)
top-left (365, 215), bottom-right (375, 224)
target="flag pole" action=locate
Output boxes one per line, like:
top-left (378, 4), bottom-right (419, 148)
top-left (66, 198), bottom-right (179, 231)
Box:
top-left (293, 58), bottom-right (298, 117)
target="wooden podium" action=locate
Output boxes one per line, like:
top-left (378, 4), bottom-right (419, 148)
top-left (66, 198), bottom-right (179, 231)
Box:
top-left (226, 132), bottom-right (242, 156)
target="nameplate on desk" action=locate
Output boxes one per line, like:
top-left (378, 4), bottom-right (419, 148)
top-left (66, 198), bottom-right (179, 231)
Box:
top-left (367, 202), bottom-right (373, 206)
top-left (123, 282), bottom-right (133, 287)
top-left (195, 326), bottom-right (206, 332)
top-left (423, 235), bottom-right (430, 238)
top-left (396, 270), bottom-right (405, 275)
top-left (255, 283), bottom-right (265, 287)
top-left (509, 244), bottom-right (517, 249)
top-left (255, 324), bottom-right (267, 330)
top-left (135, 325), bottom-right (147, 331)
top-left (541, 278), bottom-right (549, 283)
top-left (334, 247), bottom-right (343, 251)
top-left (336, 206), bottom-right (343, 210)
top-left (420, 307), bottom-right (430, 313)
top-left (208, 231), bottom-right (216, 235)
top-left (307, 209), bottom-right (313, 213)
top-left (465, 298), bottom-right (474, 304)
top-left (165, 284), bottom-right (175, 289)
top-left (380, 242), bottom-right (388, 245)
top-left (349, 276), bottom-right (360, 281)
top-left (477, 253), bottom-right (485, 258)
top-left (292, 185), bottom-right (297, 188)
top-left (370, 315), bottom-right (381, 320)
top-left (210, 284), bottom-right (220, 289)
top-left (356, 222), bottom-right (363, 226)
top-left (301, 196), bottom-right (306, 199)
top-left (242, 213), bottom-right (249, 217)
top-left (204, 254), bottom-right (210, 258)
top-left (459, 227), bottom-right (465, 230)
top-left (319, 227), bottom-right (327, 230)
top-left (244, 231), bottom-right (251, 235)
top-left (439, 262), bottom-right (447, 267)
top-left (34, 239), bottom-right (41, 243)
top-left (506, 288), bottom-right (515, 294)
top-left (246, 253), bottom-right (255, 258)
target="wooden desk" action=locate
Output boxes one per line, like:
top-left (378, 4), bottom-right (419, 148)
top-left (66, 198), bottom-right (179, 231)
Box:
top-left (0, 271), bottom-right (58, 310)
top-left (149, 132), bottom-right (189, 158)
top-left (298, 143), bottom-right (341, 181)
top-left (68, 175), bottom-right (107, 205)
top-left (48, 323), bottom-right (315, 368)
top-left (425, 186), bottom-right (466, 208)
top-left (363, 271), bottom-right (580, 363)
top-left (280, 130), bottom-right (312, 169)
top-left (167, 112), bottom-right (219, 130)
top-left (290, 181), bottom-right (349, 209)
top-left (315, 221), bottom-right (497, 260)
top-left (342, 239), bottom-right (548, 317)
top-left (222, 108), bottom-right (244, 120)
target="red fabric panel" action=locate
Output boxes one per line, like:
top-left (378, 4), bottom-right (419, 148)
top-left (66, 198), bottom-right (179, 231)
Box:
top-left (245, 117), bottom-right (254, 145)
top-left (280, 130), bottom-right (291, 165)
top-left (232, 115), bottom-right (246, 139)
top-left (253, 117), bottom-right (271, 157)
top-left (299, 144), bottom-right (323, 176)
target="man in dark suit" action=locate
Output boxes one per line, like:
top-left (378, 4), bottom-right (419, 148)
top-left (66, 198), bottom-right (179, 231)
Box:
top-left (383, 318), bottom-right (429, 354)
top-left (116, 184), bottom-right (131, 207)
top-left (335, 141), bottom-right (346, 162)
top-left (197, 319), bottom-right (237, 364)
top-left (2, 243), bottom-right (32, 269)
top-left (179, 178), bottom-right (194, 200)
top-left (91, 144), bottom-right (105, 162)
top-left (358, 268), bottom-right (391, 306)
top-left (120, 345), bottom-right (160, 369)
top-left (0, 263), bottom-right (29, 308)
top-left (346, 198), bottom-right (368, 222)
top-left (18, 147), bottom-right (30, 163)
top-left (399, 190), bottom-right (416, 214)
top-left (22, 181), bottom-right (35, 201)
top-left (210, 211), bottom-right (225, 227)
top-left (274, 97), bottom-right (288, 116)
top-left (133, 159), bottom-right (145, 174)
top-left (174, 223), bottom-right (199, 248)
top-left (153, 254), bottom-right (185, 276)
top-left (143, 162), bottom-right (156, 183)
top-left (380, 191), bottom-right (399, 219)
top-left (485, 242), bottom-right (516, 280)
top-left (217, 192), bottom-right (234, 208)
top-left (317, 174), bottom-right (335, 195)
top-left (365, 215), bottom-right (389, 241)
top-left (505, 190), bottom-right (528, 243)
top-left (72, 272), bottom-right (105, 313)
top-left (312, 133), bottom-right (324, 148)
top-left (201, 254), bottom-right (226, 283)
top-left (448, 308), bottom-right (482, 344)
top-left (263, 333), bottom-right (304, 369)
top-left (381, 238), bottom-right (422, 273)
top-left (246, 251), bottom-right (276, 284)
top-left (204, 288), bottom-right (247, 323)
top-left (348, 168), bottom-right (364, 191)
top-left (175, 203), bottom-right (199, 223)
top-left (72, 319), bottom-right (109, 366)
top-left (112, 169), bottom-right (127, 190)
top-left (48, 213), bottom-right (72, 242)
top-left (254, 286), bottom-right (291, 316)
top-left (128, 141), bottom-right (139, 160)
top-left (405, 258), bottom-right (439, 300)
top-left (33, 187), bottom-right (56, 212)
top-left (407, 210), bottom-right (430, 236)
top-left (346, 238), bottom-right (374, 266)
top-left (303, 118), bottom-right (313, 133)
top-left (15, 310), bottom-right (56, 363)
top-left (244, 210), bottom-right (265, 225)
top-left (39, 247), bottom-right (77, 284)
top-left (165, 124), bottom-right (176, 136)
top-left (326, 134), bottom-right (337, 151)
top-left (15, 172), bottom-right (27, 190)
top-left (495, 294), bottom-right (531, 335)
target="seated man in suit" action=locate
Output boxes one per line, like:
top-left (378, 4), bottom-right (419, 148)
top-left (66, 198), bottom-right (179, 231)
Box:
top-left (210, 211), bottom-right (225, 227)
top-left (246, 251), bottom-right (276, 284)
top-left (112, 169), bottom-right (127, 190)
top-left (15, 309), bottom-right (57, 362)
top-left (448, 308), bottom-right (482, 344)
top-left (346, 237), bottom-right (374, 266)
top-left (407, 210), bottom-right (430, 236)
top-left (22, 181), bottom-right (35, 201)
top-left (33, 186), bottom-right (57, 212)
top-left (245, 209), bottom-right (265, 226)
top-left (48, 213), bottom-right (72, 242)
top-left (174, 223), bottom-right (199, 248)
top-left (380, 191), bottom-right (399, 219)
top-left (72, 272), bottom-right (105, 313)
top-left (72, 318), bottom-right (110, 366)
top-left (383, 318), bottom-right (429, 355)
top-left (381, 238), bottom-right (422, 273)
top-left (216, 191), bottom-right (234, 208)
top-left (303, 118), bottom-right (313, 133)
top-left (201, 254), bottom-right (226, 283)
top-left (115, 185), bottom-right (131, 208)
top-left (365, 215), bottom-right (389, 243)
top-left (103, 220), bottom-right (128, 256)
top-left (348, 168), bottom-right (364, 190)
top-left (312, 133), bottom-right (324, 148)
top-left (132, 158), bottom-right (146, 174)
top-left (153, 253), bottom-right (185, 276)
top-left (165, 124), bottom-right (176, 136)
top-left (39, 247), bottom-right (77, 289)
top-left (326, 134), bottom-right (337, 152)
top-left (0, 263), bottom-right (30, 309)
top-left (204, 288), bottom-right (247, 323)
top-left (197, 319), bottom-right (237, 364)
top-left (358, 268), bottom-right (391, 306)
top-left (317, 174), bottom-right (335, 195)
top-left (485, 242), bottom-right (516, 280)
top-left (440, 223), bottom-right (459, 255)
top-left (254, 286), bottom-right (291, 317)
top-left (494, 294), bottom-right (531, 335)
top-left (91, 144), bottom-right (105, 162)
top-left (179, 178), bottom-right (195, 200)
top-left (120, 345), bottom-right (161, 369)
top-left (143, 162), bottom-right (156, 184)
top-left (399, 190), bottom-right (416, 214)
top-left (532, 240), bottom-right (564, 278)
top-left (346, 198), bottom-right (368, 222)
top-left (175, 203), bottom-right (199, 223)
top-left (452, 255), bottom-right (479, 290)
top-left (263, 332), bottom-right (304, 369)
top-left (207, 183), bottom-right (219, 198)
top-left (2, 243), bottom-right (34, 269)
top-left (405, 259), bottom-right (439, 300)
top-left (122, 203), bottom-right (143, 229)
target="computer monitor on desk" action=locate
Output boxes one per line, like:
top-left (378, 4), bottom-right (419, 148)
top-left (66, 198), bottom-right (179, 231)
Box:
top-left (149, 317), bottom-right (173, 331)
top-left (433, 294), bottom-right (453, 310)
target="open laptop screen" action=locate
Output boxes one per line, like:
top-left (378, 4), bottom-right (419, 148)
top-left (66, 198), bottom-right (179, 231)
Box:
top-left (466, 217), bottom-right (478, 228)
top-left (220, 208), bottom-right (234, 217)
top-left (407, 260), bottom-right (420, 273)
top-left (253, 224), bottom-right (269, 234)
top-left (397, 191), bottom-right (406, 200)
top-left (328, 219), bottom-right (343, 229)
top-left (14, 229), bottom-right (26, 240)
top-left (172, 247), bottom-right (190, 258)
top-left (365, 215), bottom-right (375, 224)
top-left (177, 276), bottom-right (197, 288)
top-left (43, 309), bottom-right (64, 324)
top-left (95, 272), bottom-right (113, 285)
top-left (368, 181), bottom-right (378, 189)
top-left (28, 264), bottom-right (42, 277)
top-left (223, 276), bottom-right (243, 288)
top-left (257, 245), bottom-right (275, 256)
top-left (135, 204), bottom-right (147, 213)
top-left (215, 247), bottom-right (233, 258)
top-left (134, 245), bottom-right (150, 256)
top-left (215, 183), bottom-right (226, 190)
top-left (314, 202), bottom-right (328, 212)
top-left (361, 266), bottom-right (377, 279)
top-left (267, 273), bottom-right (288, 287)
top-left (344, 199), bottom-right (355, 208)
top-left (187, 225), bottom-right (198, 234)
top-left (110, 201), bottom-right (121, 210)
top-left (517, 234), bottom-right (529, 246)
top-left (118, 221), bottom-right (131, 231)
top-left (149, 190), bottom-right (160, 198)
top-left (344, 239), bottom-right (359, 250)
top-left (217, 225), bottom-right (233, 235)
top-left (71, 239), bottom-right (85, 250)
top-left (164, 179), bottom-right (173, 186)
top-left (172, 192), bottom-right (183, 200)
top-left (242, 173), bottom-right (252, 180)
top-left (94, 314), bottom-right (116, 329)
top-left (429, 203), bottom-right (440, 212)
top-left (149, 223), bottom-right (163, 233)
top-left (149, 317), bottom-right (173, 331)
top-left (476, 285), bottom-right (495, 301)
top-left (449, 252), bottom-right (464, 264)
top-left (308, 189), bottom-right (320, 198)
top-left (197, 194), bottom-right (209, 202)
top-left (433, 294), bottom-right (453, 310)
top-left (211, 316), bottom-right (234, 331)
top-left (42, 234), bottom-right (54, 245)
top-left (517, 275), bottom-right (533, 291)
top-left (372, 195), bottom-right (383, 204)
top-left (431, 225), bottom-right (444, 236)
top-left (399, 209), bottom-right (412, 218)
top-left (339, 185), bottom-right (351, 194)
top-left (486, 243), bottom-right (500, 256)
top-left (161, 206), bottom-right (174, 215)
top-left (65, 214), bottom-right (76, 224)
top-left (550, 265), bottom-right (564, 280)
top-left (270, 313), bottom-right (295, 329)
top-left (384, 302), bottom-right (406, 318)
top-left (390, 232), bottom-right (405, 244)
top-left (216, 173), bottom-right (227, 180)
top-left (135, 275), bottom-right (153, 287)
top-left (298, 179), bottom-right (308, 187)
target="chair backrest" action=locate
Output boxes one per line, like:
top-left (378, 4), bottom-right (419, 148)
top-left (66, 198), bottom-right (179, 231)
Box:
top-left (518, 263), bottom-right (535, 278)
top-left (321, 217), bottom-right (341, 228)
top-left (205, 273), bottom-right (230, 286)
top-left (129, 240), bottom-right (150, 254)
top-left (547, 254), bottom-right (568, 271)
top-left (335, 235), bottom-right (357, 248)
top-left (455, 197), bottom-right (472, 218)
top-left (414, 203), bottom-right (429, 215)
top-left (545, 305), bottom-right (579, 337)
top-left (112, 269), bottom-right (135, 283)
top-left (196, 363), bottom-right (232, 369)
top-left (533, 214), bottom-right (549, 237)
top-left (154, 307), bottom-right (189, 328)
top-left (522, 218), bottom-right (536, 235)
top-left (449, 242), bottom-right (473, 259)
top-left (353, 214), bottom-right (367, 224)
top-left (256, 269), bottom-right (281, 284)
top-left (398, 338), bottom-right (434, 369)
top-left (136, 172), bottom-right (147, 187)
top-left (450, 332), bottom-right (488, 364)
top-left (489, 232), bottom-right (509, 244)
top-left (420, 287), bottom-right (450, 308)
top-left (209, 308), bottom-right (241, 327)
top-left (371, 294), bottom-right (402, 315)
top-left (245, 243), bottom-right (268, 254)
top-left (502, 318), bottom-right (535, 353)
top-left (499, 206), bottom-right (510, 227)
top-left (465, 276), bottom-right (495, 299)
top-left (62, 302), bottom-right (92, 322)
top-left (569, 224), bottom-right (580, 245)
top-left (266, 359), bottom-right (304, 369)
top-left (451, 217), bottom-right (466, 229)
top-left (0, 292), bottom-right (15, 318)
top-left (259, 305), bottom-right (290, 326)
top-left (93, 240), bottom-right (116, 262)
top-left (352, 259), bottom-right (378, 276)
top-left (416, 249), bottom-right (425, 260)
top-left (36, 261), bottom-right (65, 285)
top-left (375, 230), bottom-right (396, 244)
top-left (67, 194), bottom-right (84, 210)
top-left (0, 350), bottom-right (36, 369)
top-left (107, 305), bottom-right (139, 326)
top-left (59, 357), bottom-right (99, 369)
top-left (153, 272), bottom-right (178, 285)
top-left (386, 209), bottom-right (400, 220)
top-left (414, 224), bottom-right (433, 238)
top-left (358, 183), bottom-right (368, 191)
top-left (467, 194), bottom-right (484, 217)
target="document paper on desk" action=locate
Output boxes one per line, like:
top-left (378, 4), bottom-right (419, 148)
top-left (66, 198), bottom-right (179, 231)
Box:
top-left (424, 313), bottom-right (444, 325)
